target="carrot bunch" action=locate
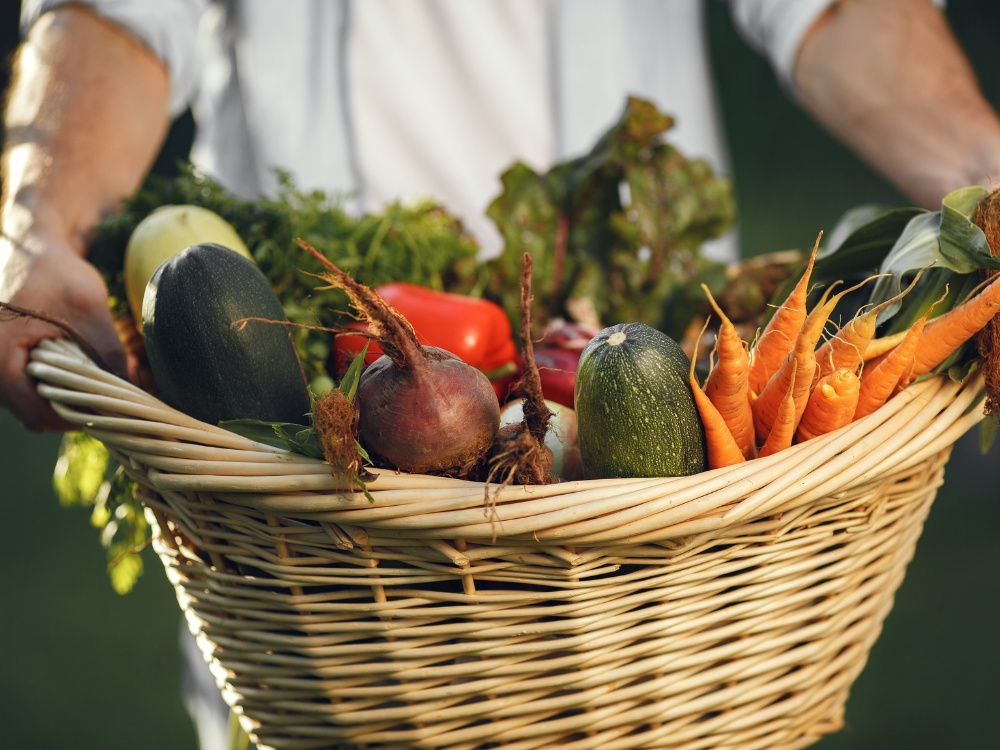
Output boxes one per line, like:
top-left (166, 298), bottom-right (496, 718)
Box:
top-left (690, 236), bottom-right (1000, 469)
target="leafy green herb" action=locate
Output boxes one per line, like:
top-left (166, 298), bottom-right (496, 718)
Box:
top-left (89, 167), bottom-right (483, 382)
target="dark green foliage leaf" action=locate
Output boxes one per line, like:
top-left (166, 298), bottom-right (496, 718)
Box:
top-left (222, 345), bottom-right (373, 493)
top-left (764, 205), bottom-right (923, 327)
top-left (939, 186), bottom-right (996, 270)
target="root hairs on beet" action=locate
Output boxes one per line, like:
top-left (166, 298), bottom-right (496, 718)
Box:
top-left (312, 387), bottom-right (363, 480)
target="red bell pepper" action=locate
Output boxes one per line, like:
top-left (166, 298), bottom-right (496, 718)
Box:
top-left (332, 282), bottom-right (519, 401)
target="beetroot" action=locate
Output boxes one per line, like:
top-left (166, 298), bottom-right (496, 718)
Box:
top-left (299, 241), bottom-right (500, 476)
top-left (358, 347), bottom-right (499, 474)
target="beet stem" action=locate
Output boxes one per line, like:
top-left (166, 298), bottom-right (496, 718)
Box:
top-left (517, 254), bottom-right (553, 444)
top-left (296, 239), bottom-right (423, 368)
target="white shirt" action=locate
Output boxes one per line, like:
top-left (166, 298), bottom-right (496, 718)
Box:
top-left (21, 0), bottom-right (837, 259)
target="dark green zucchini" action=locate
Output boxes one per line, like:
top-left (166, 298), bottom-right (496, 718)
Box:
top-left (141, 242), bottom-right (311, 426)
top-left (574, 322), bottom-right (706, 478)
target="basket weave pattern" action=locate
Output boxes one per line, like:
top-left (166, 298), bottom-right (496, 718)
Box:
top-left (29, 339), bottom-right (984, 750)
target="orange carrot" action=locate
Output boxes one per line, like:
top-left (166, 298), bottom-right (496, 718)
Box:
top-left (853, 313), bottom-right (929, 420)
top-left (692, 381), bottom-right (747, 468)
top-left (752, 278), bottom-right (867, 443)
top-left (758, 361), bottom-right (797, 458)
top-left (701, 284), bottom-right (755, 459)
top-left (795, 367), bottom-right (861, 442)
top-left (814, 272), bottom-right (918, 380)
top-left (689, 333), bottom-right (747, 469)
top-left (909, 273), bottom-right (1000, 378)
top-left (748, 233), bottom-right (821, 395)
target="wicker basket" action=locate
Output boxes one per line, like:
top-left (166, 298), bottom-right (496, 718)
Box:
top-left (29, 338), bottom-right (986, 750)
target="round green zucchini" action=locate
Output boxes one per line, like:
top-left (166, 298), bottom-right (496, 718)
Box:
top-left (574, 322), bottom-right (706, 478)
top-left (142, 242), bottom-right (311, 426)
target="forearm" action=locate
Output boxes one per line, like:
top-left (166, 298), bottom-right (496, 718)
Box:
top-left (0, 5), bottom-right (170, 429)
top-left (793, 0), bottom-right (1000, 208)
top-left (2, 4), bottom-right (171, 252)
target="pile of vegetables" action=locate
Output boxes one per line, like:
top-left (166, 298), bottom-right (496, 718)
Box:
top-left (689, 186), bottom-right (1000, 470)
top-left (24, 96), bottom-right (1000, 594)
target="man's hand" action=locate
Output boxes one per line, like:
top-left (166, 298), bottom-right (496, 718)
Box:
top-left (0, 229), bottom-right (130, 431)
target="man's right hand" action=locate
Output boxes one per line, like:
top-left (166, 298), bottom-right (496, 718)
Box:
top-left (0, 228), bottom-right (130, 431)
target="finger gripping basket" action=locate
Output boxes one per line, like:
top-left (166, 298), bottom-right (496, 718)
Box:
top-left (30, 339), bottom-right (985, 750)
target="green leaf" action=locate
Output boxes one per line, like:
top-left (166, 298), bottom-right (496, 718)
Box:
top-left (355, 441), bottom-right (371, 463)
top-left (339, 342), bottom-right (369, 402)
top-left (109, 551), bottom-right (145, 596)
top-left (484, 162), bottom-right (561, 329)
top-left (218, 419), bottom-right (294, 447)
top-left (52, 431), bottom-right (149, 592)
top-left (865, 188), bottom-right (1000, 328)
top-left (221, 419), bottom-right (325, 459)
top-left (53, 431), bottom-right (111, 507)
top-left (275, 424), bottom-right (325, 460)
top-left (761, 205), bottom-right (922, 328)
top-left (867, 211), bottom-right (944, 320)
top-left (760, 188), bottom-right (998, 373)
top-left (815, 205), bottom-right (923, 280)
top-left (938, 186), bottom-right (998, 272)
top-left (100, 467), bottom-right (148, 594)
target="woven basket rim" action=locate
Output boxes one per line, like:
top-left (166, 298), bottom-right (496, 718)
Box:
top-left (29, 341), bottom-right (977, 750)
top-left (28, 338), bottom-right (985, 546)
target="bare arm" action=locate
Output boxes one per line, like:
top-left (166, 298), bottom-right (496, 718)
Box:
top-left (794, 0), bottom-right (1000, 209)
top-left (0, 5), bottom-right (170, 430)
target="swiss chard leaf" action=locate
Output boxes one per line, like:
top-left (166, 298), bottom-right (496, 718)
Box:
top-left (483, 95), bottom-right (735, 338)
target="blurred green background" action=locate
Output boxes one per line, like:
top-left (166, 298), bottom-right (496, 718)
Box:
top-left (2, 3), bottom-right (999, 749)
